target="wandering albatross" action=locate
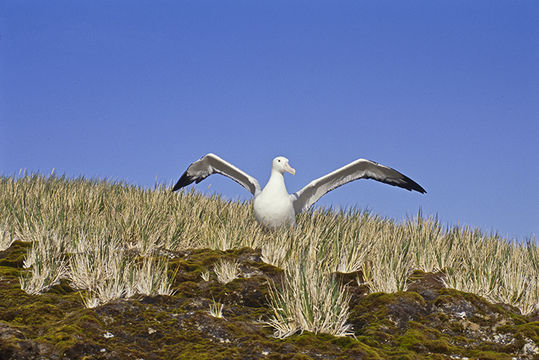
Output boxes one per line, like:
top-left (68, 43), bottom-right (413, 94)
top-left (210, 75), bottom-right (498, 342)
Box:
top-left (172, 154), bottom-right (426, 228)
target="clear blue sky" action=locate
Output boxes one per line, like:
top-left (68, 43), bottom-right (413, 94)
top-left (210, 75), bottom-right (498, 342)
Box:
top-left (1, 1), bottom-right (537, 240)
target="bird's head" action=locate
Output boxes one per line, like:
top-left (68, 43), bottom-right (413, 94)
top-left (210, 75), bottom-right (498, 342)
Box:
top-left (272, 156), bottom-right (296, 175)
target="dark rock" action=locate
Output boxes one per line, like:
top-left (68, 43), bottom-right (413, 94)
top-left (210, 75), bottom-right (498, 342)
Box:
top-left (407, 270), bottom-right (445, 301)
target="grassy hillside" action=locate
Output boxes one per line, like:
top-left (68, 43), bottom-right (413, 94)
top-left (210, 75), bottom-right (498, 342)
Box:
top-left (0, 174), bottom-right (538, 358)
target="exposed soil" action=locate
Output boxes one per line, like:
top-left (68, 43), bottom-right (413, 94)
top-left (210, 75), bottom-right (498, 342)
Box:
top-left (1, 241), bottom-right (538, 359)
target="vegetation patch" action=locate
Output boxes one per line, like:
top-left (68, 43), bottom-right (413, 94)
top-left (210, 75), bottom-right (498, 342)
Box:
top-left (0, 175), bottom-right (537, 359)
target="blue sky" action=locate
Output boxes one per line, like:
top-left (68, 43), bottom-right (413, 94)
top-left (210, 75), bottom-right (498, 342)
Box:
top-left (1, 1), bottom-right (537, 240)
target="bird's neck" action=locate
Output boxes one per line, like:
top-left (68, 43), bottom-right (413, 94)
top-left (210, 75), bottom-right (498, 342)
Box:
top-left (264, 170), bottom-right (288, 194)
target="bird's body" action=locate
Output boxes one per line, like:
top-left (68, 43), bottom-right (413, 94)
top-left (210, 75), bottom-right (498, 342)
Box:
top-left (253, 168), bottom-right (296, 228)
top-left (172, 153), bottom-right (426, 228)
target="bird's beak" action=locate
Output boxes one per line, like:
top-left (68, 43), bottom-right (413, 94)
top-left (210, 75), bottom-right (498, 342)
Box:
top-left (285, 162), bottom-right (296, 175)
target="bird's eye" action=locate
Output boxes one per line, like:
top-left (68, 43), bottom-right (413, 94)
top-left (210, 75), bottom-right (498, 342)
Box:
top-left (278, 160), bottom-right (281, 162)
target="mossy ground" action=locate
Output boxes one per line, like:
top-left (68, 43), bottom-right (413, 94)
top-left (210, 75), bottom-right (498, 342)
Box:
top-left (1, 242), bottom-right (537, 360)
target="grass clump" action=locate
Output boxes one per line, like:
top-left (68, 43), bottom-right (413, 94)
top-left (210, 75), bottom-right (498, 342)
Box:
top-left (208, 299), bottom-right (225, 319)
top-left (267, 253), bottom-right (353, 338)
top-left (214, 259), bottom-right (241, 284)
top-left (0, 222), bottom-right (15, 251)
top-left (19, 227), bottom-right (68, 294)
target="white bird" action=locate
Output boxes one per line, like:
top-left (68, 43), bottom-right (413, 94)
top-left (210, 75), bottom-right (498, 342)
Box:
top-left (172, 153), bottom-right (426, 228)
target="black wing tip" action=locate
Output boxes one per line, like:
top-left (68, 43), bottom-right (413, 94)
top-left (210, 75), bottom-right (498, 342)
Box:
top-left (171, 171), bottom-right (194, 192)
top-left (403, 176), bottom-right (427, 194)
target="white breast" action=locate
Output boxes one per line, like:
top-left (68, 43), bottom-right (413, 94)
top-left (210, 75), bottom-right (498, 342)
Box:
top-left (253, 178), bottom-right (296, 229)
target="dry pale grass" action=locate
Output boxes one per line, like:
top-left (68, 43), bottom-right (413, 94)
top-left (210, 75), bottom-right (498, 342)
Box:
top-left (266, 247), bottom-right (354, 338)
top-left (0, 221), bottom-right (15, 251)
top-left (200, 270), bottom-right (211, 282)
top-left (208, 299), bottom-right (225, 319)
top-left (213, 259), bottom-right (241, 284)
top-left (19, 227), bottom-right (68, 294)
top-left (1, 174), bottom-right (537, 337)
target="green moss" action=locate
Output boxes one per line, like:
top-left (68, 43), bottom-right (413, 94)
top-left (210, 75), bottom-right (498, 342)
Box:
top-left (398, 328), bottom-right (426, 350)
top-left (47, 279), bottom-right (76, 294)
top-left (41, 324), bottom-right (82, 348)
top-left (398, 326), bottom-right (452, 354)
top-left (463, 350), bottom-right (514, 360)
top-left (0, 241), bottom-right (30, 267)
top-left (498, 321), bottom-right (539, 341)
top-left (0, 265), bottom-right (21, 277)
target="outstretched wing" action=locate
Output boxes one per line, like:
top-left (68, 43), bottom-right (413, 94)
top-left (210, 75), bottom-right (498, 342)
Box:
top-left (291, 158), bottom-right (426, 214)
top-left (172, 153), bottom-right (261, 196)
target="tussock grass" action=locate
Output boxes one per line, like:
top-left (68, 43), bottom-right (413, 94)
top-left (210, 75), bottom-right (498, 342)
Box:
top-left (214, 259), bottom-right (241, 284)
top-left (20, 227), bottom-right (68, 294)
top-left (208, 299), bottom-right (225, 319)
top-left (0, 221), bottom-right (15, 251)
top-left (1, 174), bottom-right (537, 337)
top-left (200, 270), bottom-right (211, 282)
top-left (267, 251), bottom-right (354, 338)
